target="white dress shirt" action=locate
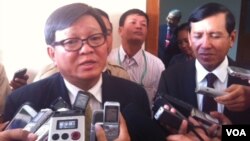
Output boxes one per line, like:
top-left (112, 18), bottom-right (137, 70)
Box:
top-left (195, 57), bottom-right (229, 113)
top-left (108, 46), bottom-right (165, 106)
top-left (64, 75), bottom-right (103, 110)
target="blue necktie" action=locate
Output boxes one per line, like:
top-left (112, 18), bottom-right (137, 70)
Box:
top-left (202, 73), bottom-right (218, 113)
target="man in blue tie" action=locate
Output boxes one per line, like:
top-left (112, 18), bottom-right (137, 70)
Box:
top-left (157, 2), bottom-right (250, 125)
top-left (156, 2), bottom-right (250, 141)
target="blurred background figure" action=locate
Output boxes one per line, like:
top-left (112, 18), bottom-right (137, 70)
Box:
top-left (168, 22), bottom-right (195, 66)
top-left (108, 9), bottom-right (165, 106)
top-left (0, 64), bottom-right (28, 117)
top-left (158, 9), bottom-right (182, 68)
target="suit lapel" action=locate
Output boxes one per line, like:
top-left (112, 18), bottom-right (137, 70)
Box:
top-left (50, 73), bottom-right (72, 107)
top-left (101, 73), bottom-right (113, 108)
top-left (182, 60), bottom-right (198, 107)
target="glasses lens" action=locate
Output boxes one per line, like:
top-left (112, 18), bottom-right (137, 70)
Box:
top-left (88, 33), bottom-right (105, 47)
top-left (54, 33), bottom-right (106, 51)
top-left (63, 38), bottom-right (82, 51)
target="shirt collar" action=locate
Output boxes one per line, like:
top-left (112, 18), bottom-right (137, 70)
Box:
top-left (119, 45), bottom-right (127, 63)
top-left (119, 45), bottom-right (144, 66)
top-left (64, 76), bottom-right (103, 105)
top-left (196, 57), bottom-right (228, 83)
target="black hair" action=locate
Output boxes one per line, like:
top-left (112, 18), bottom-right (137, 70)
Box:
top-left (119, 9), bottom-right (149, 27)
top-left (175, 22), bottom-right (189, 36)
top-left (94, 8), bottom-right (110, 21)
top-left (188, 2), bottom-right (235, 34)
top-left (94, 8), bottom-right (113, 31)
top-left (44, 3), bottom-right (107, 45)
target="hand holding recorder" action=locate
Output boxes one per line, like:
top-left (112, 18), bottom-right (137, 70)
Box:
top-left (153, 94), bottom-right (220, 140)
top-left (153, 99), bottom-right (218, 141)
top-left (10, 68), bottom-right (29, 90)
top-left (95, 113), bottom-right (130, 141)
top-left (195, 86), bottom-right (227, 98)
top-left (227, 66), bottom-right (250, 80)
top-left (166, 117), bottom-right (221, 141)
top-left (215, 84), bottom-right (250, 111)
top-left (2, 102), bottom-right (38, 141)
top-left (4, 103), bottom-right (37, 130)
top-left (91, 101), bottom-right (121, 141)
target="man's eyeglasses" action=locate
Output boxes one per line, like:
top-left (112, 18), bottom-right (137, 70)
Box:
top-left (52, 33), bottom-right (106, 52)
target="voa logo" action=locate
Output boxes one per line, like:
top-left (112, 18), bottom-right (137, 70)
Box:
top-left (226, 129), bottom-right (246, 136)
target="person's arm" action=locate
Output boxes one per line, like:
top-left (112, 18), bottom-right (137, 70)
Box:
top-left (215, 84), bottom-right (250, 111)
top-left (95, 113), bottom-right (130, 141)
top-left (0, 65), bottom-right (11, 116)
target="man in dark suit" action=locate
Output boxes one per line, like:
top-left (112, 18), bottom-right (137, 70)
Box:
top-left (158, 9), bottom-right (182, 68)
top-left (3, 3), bottom-right (165, 141)
top-left (157, 2), bottom-right (250, 125)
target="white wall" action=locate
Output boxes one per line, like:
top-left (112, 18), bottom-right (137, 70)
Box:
top-left (0, 0), bottom-right (146, 82)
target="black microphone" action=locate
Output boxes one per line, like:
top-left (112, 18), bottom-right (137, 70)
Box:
top-left (50, 97), bottom-right (70, 111)
top-left (123, 103), bottom-right (166, 141)
top-left (153, 94), bottom-right (193, 117)
top-left (154, 94), bottom-right (219, 128)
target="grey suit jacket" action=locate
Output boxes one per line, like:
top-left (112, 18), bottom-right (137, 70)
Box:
top-left (157, 59), bottom-right (250, 124)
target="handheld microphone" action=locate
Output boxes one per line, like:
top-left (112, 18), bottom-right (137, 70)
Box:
top-left (30, 97), bottom-right (70, 141)
top-left (23, 108), bottom-right (53, 133)
top-left (50, 97), bottom-right (70, 111)
top-left (4, 102), bottom-right (37, 130)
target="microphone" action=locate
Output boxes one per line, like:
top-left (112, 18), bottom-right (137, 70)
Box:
top-left (25, 97), bottom-right (70, 141)
top-left (123, 103), bottom-right (166, 141)
top-left (23, 108), bottom-right (54, 133)
top-left (4, 102), bottom-right (37, 130)
top-left (50, 97), bottom-right (70, 111)
top-left (153, 94), bottom-right (193, 117)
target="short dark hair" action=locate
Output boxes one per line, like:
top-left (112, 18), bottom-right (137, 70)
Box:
top-left (176, 22), bottom-right (189, 36)
top-left (119, 9), bottom-right (149, 27)
top-left (94, 8), bottom-right (113, 31)
top-left (94, 8), bottom-right (110, 21)
top-left (44, 3), bottom-right (107, 45)
top-left (188, 2), bottom-right (235, 34)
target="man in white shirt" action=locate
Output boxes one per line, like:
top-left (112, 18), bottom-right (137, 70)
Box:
top-left (157, 2), bottom-right (250, 125)
top-left (108, 9), bottom-right (165, 106)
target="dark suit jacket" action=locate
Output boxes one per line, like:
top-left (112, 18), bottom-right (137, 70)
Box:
top-left (158, 24), bottom-right (180, 68)
top-left (3, 72), bottom-right (166, 141)
top-left (157, 59), bottom-right (250, 124)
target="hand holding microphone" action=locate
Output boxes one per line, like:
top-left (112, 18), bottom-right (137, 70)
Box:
top-left (91, 101), bottom-right (120, 141)
top-left (94, 113), bottom-right (130, 141)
